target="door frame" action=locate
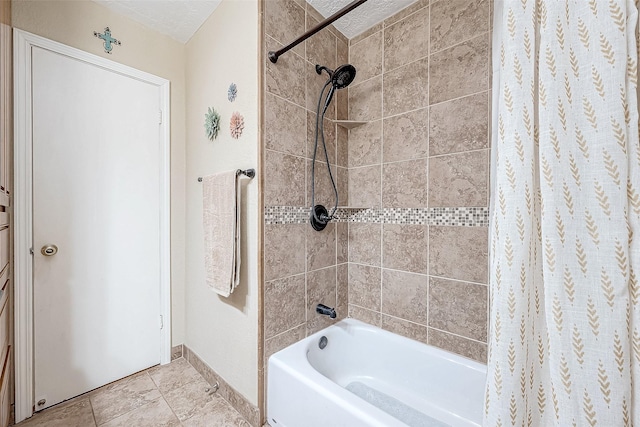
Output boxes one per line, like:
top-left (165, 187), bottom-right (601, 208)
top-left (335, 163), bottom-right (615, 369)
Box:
top-left (13, 29), bottom-right (171, 423)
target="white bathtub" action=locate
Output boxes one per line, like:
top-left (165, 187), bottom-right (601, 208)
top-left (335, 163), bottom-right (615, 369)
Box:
top-left (267, 319), bottom-right (487, 427)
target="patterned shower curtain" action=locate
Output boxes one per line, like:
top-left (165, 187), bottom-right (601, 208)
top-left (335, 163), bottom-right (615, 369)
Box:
top-left (485, 1), bottom-right (640, 425)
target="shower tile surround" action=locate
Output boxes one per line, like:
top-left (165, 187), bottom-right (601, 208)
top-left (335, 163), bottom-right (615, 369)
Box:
top-left (263, 0), bottom-right (349, 366)
top-left (263, 0), bottom-right (491, 367)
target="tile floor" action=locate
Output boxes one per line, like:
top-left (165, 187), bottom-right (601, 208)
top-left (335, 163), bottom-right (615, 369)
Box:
top-left (14, 358), bottom-right (252, 427)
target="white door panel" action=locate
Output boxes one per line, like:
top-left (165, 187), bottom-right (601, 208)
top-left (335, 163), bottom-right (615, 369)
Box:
top-left (32, 46), bottom-right (161, 410)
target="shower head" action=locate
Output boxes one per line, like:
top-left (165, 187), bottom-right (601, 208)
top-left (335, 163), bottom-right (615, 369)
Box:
top-left (315, 63), bottom-right (357, 89)
top-left (310, 65), bottom-right (356, 232)
top-left (316, 63), bottom-right (357, 115)
top-left (331, 64), bottom-right (356, 89)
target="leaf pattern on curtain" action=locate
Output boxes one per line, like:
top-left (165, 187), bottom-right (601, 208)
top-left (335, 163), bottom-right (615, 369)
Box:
top-left (485, 0), bottom-right (640, 425)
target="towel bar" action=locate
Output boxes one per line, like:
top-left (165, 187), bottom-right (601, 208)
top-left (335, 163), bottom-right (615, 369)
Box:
top-left (198, 169), bottom-right (255, 182)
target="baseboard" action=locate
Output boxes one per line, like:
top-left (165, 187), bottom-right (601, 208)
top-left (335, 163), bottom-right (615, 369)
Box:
top-left (171, 344), bottom-right (183, 361)
top-left (183, 345), bottom-right (260, 427)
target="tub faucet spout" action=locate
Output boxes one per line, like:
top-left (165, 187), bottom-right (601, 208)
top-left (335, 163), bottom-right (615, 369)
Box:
top-left (316, 303), bottom-right (337, 319)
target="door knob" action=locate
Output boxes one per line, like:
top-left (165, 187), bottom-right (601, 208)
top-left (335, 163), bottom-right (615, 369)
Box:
top-left (41, 244), bottom-right (58, 256)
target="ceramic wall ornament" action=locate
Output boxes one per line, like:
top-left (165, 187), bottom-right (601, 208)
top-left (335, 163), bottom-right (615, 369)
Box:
top-left (229, 112), bottom-right (244, 139)
top-left (228, 83), bottom-right (237, 102)
top-left (204, 107), bottom-right (221, 140)
top-left (93, 27), bottom-right (121, 54)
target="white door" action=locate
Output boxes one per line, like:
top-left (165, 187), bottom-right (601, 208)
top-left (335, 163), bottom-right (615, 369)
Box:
top-left (31, 46), bottom-right (162, 410)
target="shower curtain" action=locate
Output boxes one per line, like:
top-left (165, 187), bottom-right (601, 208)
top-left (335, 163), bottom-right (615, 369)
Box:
top-left (485, 1), bottom-right (640, 425)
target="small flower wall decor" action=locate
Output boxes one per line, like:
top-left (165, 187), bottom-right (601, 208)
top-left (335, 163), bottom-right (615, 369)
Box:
top-left (228, 83), bottom-right (238, 102)
top-left (204, 107), bottom-right (221, 141)
top-left (229, 112), bottom-right (244, 139)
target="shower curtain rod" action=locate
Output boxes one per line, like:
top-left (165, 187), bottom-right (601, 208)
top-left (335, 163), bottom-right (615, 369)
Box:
top-left (268, 0), bottom-right (369, 63)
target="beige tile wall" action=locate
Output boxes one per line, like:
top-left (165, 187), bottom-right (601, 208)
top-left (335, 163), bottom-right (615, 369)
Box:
top-left (262, 0), bottom-right (349, 365)
top-left (262, 0), bottom-right (492, 365)
top-left (345, 0), bottom-right (491, 363)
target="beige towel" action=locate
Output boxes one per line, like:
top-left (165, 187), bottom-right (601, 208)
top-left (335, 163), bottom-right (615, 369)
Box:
top-left (202, 170), bottom-right (241, 297)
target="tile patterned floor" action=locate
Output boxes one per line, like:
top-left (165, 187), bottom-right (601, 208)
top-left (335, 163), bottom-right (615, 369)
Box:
top-left (14, 358), bottom-right (252, 427)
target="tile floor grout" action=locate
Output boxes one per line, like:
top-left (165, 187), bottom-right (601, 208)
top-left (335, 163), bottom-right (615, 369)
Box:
top-left (154, 373), bottom-right (184, 427)
top-left (13, 358), bottom-right (252, 427)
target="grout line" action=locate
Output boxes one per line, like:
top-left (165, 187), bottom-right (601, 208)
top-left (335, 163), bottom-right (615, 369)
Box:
top-left (486, 5), bottom-right (492, 219)
top-left (428, 326), bottom-right (488, 345)
top-left (356, 263), bottom-right (429, 278)
top-left (425, 244), bottom-right (430, 343)
top-left (383, 54), bottom-right (429, 77)
top-left (156, 363), bottom-right (218, 424)
top-left (350, 72), bottom-right (383, 89)
top-left (346, 261), bottom-right (377, 270)
top-left (485, 145), bottom-right (491, 216)
top-left (266, 322), bottom-right (306, 343)
top-left (425, 0), bottom-right (431, 265)
top-left (425, 88), bottom-right (489, 110)
top-left (428, 147), bottom-right (490, 160)
top-left (425, 0), bottom-right (431, 326)
top-left (379, 312), bottom-right (431, 330)
top-left (429, 30), bottom-right (491, 57)
top-left (335, 225), bottom-right (339, 316)
top-left (265, 91), bottom-right (307, 118)
top-left (385, 156), bottom-right (429, 167)
top-left (95, 393), bottom-right (162, 427)
top-left (162, 393), bottom-right (183, 425)
top-left (345, 263), bottom-right (487, 288)
top-left (379, 21), bottom-right (385, 298)
top-left (350, 53), bottom-right (430, 93)
top-left (307, 263), bottom-right (338, 275)
top-left (425, 0), bottom-right (431, 317)
top-left (303, 19), bottom-right (309, 338)
top-left (303, 17), bottom-right (309, 211)
top-left (428, 273), bottom-right (488, 287)
top-left (89, 396), bottom-right (98, 427)
top-left (348, 303), bottom-right (379, 313)
top-left (383, 2), bottom-right (430, 30)
top-left (264, 147), bottom-right (326, 165)
top-left (349, 72), bottom-right (384, 93)
top-left (344, 86), bottom-right (487, 128)
top-left (349, 26), bottom-right (383, 49)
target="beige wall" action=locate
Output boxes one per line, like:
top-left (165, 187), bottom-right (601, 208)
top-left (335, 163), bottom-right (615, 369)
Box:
top-left (184, 0), bottom-right (259, 406)
top-left (12, 0), bottom-right (261, 409)
top-left (0, 0), bottom-right (9, 25)
top-left (11, 0), bottom-right (187, 345)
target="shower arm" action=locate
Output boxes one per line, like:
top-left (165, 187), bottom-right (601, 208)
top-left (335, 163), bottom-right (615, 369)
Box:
top-left (267, 0), bottom-right (369, 64)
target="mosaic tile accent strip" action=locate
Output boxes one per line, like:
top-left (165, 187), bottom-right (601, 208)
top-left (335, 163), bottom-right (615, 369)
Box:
top-left (264, 206), bottom-right (489, 226)
top-left (264, 206), bottom-right (309, 224)
top-left (430, 207), bottom-right (490, 226)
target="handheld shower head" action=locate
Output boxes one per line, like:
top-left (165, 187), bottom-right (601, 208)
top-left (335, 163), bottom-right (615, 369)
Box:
top-left (316, 63), bottom-right (357, 114)
top-left (310, 63), bottom-right (357, 231)
top-left (315, 63), bottom-right (357, 89)
top-left (331, 64), bottom-right (356, 89)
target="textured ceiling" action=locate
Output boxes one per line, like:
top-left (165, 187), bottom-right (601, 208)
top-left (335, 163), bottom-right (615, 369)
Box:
top-left (307, 0), bottom-right (418, 39)
top-left (91, 0), bottom-right (222, 44)
top-left (91, 0), bottom-right (417, 44)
